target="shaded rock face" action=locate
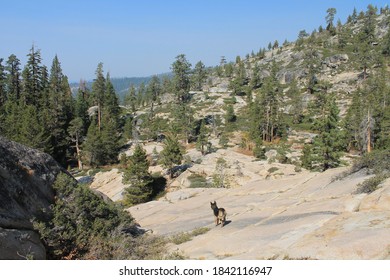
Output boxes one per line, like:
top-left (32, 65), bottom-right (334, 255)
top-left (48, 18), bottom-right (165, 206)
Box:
top-left (0, 136), bottom-right (66, 259)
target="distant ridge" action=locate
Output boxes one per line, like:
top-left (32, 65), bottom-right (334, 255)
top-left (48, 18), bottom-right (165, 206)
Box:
top-left (69, 72), bottom-right (172, 100)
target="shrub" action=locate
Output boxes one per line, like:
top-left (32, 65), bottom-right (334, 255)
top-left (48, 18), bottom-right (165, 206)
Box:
top-left (356, 174), bottom-right (388, 194)
top-left (188, 173), bottom-right (209, 188)
top-left (169, 227), bottom-right (210, 245)
top-left (343, 150), bottom-right (390, 194)
top-left (34, 173), bottom-right (168, 259)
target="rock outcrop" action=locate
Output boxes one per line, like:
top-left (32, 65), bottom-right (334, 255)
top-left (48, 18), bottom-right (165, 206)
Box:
top-left (0, 136), bottom-right (66, 259)
top-left (128, 167), bottom-right (390, 259)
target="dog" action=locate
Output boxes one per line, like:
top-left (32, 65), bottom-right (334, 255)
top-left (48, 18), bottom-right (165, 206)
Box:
top-left (210, 201), bottom-right (227, 227)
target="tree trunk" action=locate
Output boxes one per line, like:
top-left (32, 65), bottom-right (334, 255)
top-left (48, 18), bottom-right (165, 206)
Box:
top-left (97, 102), bottom-right (101, 131)
top-left (75, 134), bottom-right (83, 170)
top-left (367, 109), bottom-right (372, 153)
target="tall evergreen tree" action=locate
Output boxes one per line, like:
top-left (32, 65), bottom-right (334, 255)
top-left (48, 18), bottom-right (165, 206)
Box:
top-left (18, 105), bottom-right (50, 151)
top-left (146, 75), bottom-right (161, 117)
top-left (5, 54), bottom-right (21, 101)
top-left (171, 54), bottom-right (192, 102)
top-left (100, 115), bottom-right (120, 164)
top-left (325, 8), bottom-right (337, 34)
top-left (21, 45), bottom-right (45, 107)
top-left (172, 102), bottom-right (195, 144)
top-left (137, 82), bottom-right (146, 107)
top-left (224, 104), bottom-right (236, 124)
top-left (302, 95), bottom-right (343, 171)
top-left (253, 61), bottom-right (286, 142)
top-left (104, 72), bottom-right (120, 121)
top-left (123, 84), bottom-right (137, 112)
top-left (192, 61), bottom-right (207, 91)
top-left (68, 117), bottom-right (84, 170)
top-left (47, 55), bottom-right (73, 165)
top-left (229, 60), bottom-right (248, 96)
top-left (83, 119), bottom-right (104, 167)
top-left (122, 144), bottom-right (153, 205)
top-left (287, 80), bottom-right (304, 124)
top-left (196, 120), bottom-right (209, 155)
top-left (74, 80), bottom-right (91, 133)
top-left (160, 135), bottom-right (183, 178)
top-left (250, 63), bottom-right (262, 90)
top-left (344, 87), bottom-right (364, 151)
top-left (91, 63), bottom-right (106, 130)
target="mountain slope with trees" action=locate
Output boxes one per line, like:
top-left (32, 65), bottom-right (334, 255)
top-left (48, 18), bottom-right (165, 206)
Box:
top-left (1, 4), bottom-right (390, 259)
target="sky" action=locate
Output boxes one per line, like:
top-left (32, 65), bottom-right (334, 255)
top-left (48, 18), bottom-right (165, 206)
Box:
top-left (1, 0), bottom-right (389, 82)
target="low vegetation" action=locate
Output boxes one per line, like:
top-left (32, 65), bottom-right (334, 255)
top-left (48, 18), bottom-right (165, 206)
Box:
top-left (169, 227), bottom-right (210, 245)
top-left (33, 173), bottom-right (169, 259)
top-left (337, 149), bottom-right (390, 193)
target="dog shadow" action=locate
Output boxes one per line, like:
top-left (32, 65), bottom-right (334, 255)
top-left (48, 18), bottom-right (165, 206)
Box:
top-left (222, 220), bottom-right (232, 227)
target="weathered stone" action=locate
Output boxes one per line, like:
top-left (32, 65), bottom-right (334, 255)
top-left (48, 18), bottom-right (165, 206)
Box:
top-left (0, 136), bottom-right (70, 259)
top-left (127, 166), bottom-right (390, 259)
top-left (0, 228), bottom-right (46, 260)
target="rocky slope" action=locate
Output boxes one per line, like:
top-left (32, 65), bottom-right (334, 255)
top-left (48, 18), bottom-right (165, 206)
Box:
top-left (89, 143), bottom-right (390, 259)
top-left (0, 136), bottom-right (67, 259)
top-left (128, 164), bottom-right (390, 260)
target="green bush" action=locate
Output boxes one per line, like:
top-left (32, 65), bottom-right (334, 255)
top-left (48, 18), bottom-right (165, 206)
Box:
top-left (34, 173), bottom-right (168, 259)
top-left (356, 174), bottom-right (388, 194)
top-left (169, 227), bottom-right (210, 245)
top-left (188, 173), bottom-right (209, 188)
top-left (345, 150), bottom-right (390, 194)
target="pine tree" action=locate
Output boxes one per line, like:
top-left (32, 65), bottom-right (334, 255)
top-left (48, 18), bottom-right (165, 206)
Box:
top-left (123, 84), bottom-right (137, 112)
top-left (137, 82), bottom-right (146, 107)
top-left (350, 7), bottom-right (358, 23)
top-left (172, 103), bottom-right (195, 144)
top-left (196, 120), bottom-right (209, 155)
top-left (160, 135), bottom-right (183, 178)
top-left (355, 6), bottom-right (378, 80)
top-left (344, 88), bottom-right (364, 151)
top-left (5, 54), bottom-right (21, 101)
top-left (122, 144), bottom-right (153, 205)
top-left (47, 55), bottom-right (73, 165)
top-left (91, 63), bottom-right (105, 130)
top-left (68, 117), bottom-right (84, 170)
top-left (104, 73), bottom-right (120, 122)
top-left (224, 104), bottom-right (236, 123)
top-left (18, 104), bottom-right (50, 151)
top-left (100, 114), bottom-right (120, 164)
top-left (146, 75), bottom-right (161, 117)
top-left (250, 63), bottom-right (262, 90)
top-left (192, 61), bottom-right (207, 91)
top-left (287, 80), bottom-right (304, 124)
top-left (325, 8), bottom-right (337, 34)
top-left (74, 80), bottom-right (91, 134)
top-left (171, 54), bottom-right (192, 102)
top-left (1, 100), bottom-right (22, 142)
top-left (83, 119), bottom-right (104, 167)
top-left (21, 45), bottom-right (45, 107)
top-left (229, 60), bottom-right (248, 96)
top-left (254, 61), bottom-right (285, 142)
top-left (303, 95), bottom-right (344, 171)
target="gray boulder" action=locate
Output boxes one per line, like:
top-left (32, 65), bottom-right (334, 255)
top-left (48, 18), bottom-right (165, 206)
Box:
top-left (0, 136), bottom-right (68, 259)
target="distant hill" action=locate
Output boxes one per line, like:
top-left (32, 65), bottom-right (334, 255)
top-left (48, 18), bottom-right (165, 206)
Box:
top-left (69, 73), bottom-right (172, 101)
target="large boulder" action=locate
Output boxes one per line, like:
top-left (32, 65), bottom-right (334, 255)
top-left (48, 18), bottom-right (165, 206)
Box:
top-left (0, 136), bottom-right (67, 259)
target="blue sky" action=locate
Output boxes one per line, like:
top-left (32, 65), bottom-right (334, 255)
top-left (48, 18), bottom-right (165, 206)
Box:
top-left (1, 0), bottom-right (389, 82)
